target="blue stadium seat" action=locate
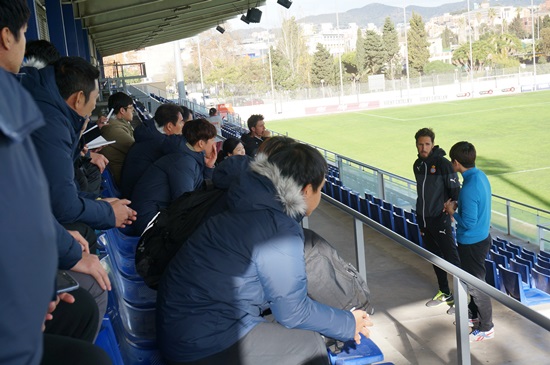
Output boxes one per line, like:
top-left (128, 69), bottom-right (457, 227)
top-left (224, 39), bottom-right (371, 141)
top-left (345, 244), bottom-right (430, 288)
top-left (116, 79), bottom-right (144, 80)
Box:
top-left (404, 210), bottom-right (416, 224)
top-left (393, 206), bottom-right (404, 217)
top-left (520, 250), bottom-right (537, 268)
top-left (514, 255), bottom-right (533, 271)
top-left (382, 200), bottom-right (393, 213)
top-left (491, 238), bottom-right (505, 250)
top-left (534, 262), bottom-right (550, 276)
top-left (485, 259), bottom-right (498, 289)
top-left (368, 201), bottom-right (381, 224)
top-left (372, 197), bottom-right (382, 207)
top-left (393, 213), bottom-right (408, 240)
top-left (509, 259), bottom-right (530, 288)
top-left (340, 187), bottom-right (351, 206)
top-left (406, 219), bottom-right (422, 247)
top-left (364, 193), bottom-right (373, 203)
top-left (495, 236), bottom-right (508, 245)
top-left (94, 317), bottom-right (124, 365)
top-left (507, 242), bottom-right (522, 251)
top-left (522, 247), bottom-right (536, 257)
top-left (498, 264), bottom-right (550, 306)
top-left (359, 197), bottom-right (370, 217)
top-left (505, 243), bottom-right (521, 258)
top-left (490, 250), bottom-right (508, 271)
top-left (349, 192), bottom-right (360, 211)
top-left (333, 185), bottom-right (343, 202)
top-left (531, 268), bottom-right (550, 295)
top-left (379, 207), bottom-right (394, 231)
top-left (497, 246), bottom-right (515, 261)
top-left (327, 182), bottom-right (336, 199)
top-left (101, 168), bottom-right (121, 198)
top-left (537, 257), bottom-right (550, 269)
top-left (539, 250), bottom-right (550, 260)
top-left (328, 334), bottom-right (384, 365)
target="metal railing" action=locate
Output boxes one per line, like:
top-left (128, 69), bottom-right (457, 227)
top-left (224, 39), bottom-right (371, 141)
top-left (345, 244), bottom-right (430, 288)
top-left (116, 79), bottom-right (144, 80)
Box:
top-left (315, 194), bottom-right (550, 365)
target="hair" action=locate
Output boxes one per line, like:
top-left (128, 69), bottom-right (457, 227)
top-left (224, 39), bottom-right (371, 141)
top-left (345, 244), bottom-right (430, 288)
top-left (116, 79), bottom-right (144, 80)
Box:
top-left (53, 57), bottom-right (100, 103)
top-left (181, 105), bottom-right (191, 121)
top-left (268, 143), bottom-right (327, 192)
top-left (247, 114), bottom-right (264, 131)
top-left (209, 107), bottom-right (217, 116)
top-left (25, 39), bottom-right (60, 65)
top-left (154, 104), bottom-right (184, 127)
top-left (415, 127), bottom-right (435, 143)
top-left (183, 118), bottom-right (217, 145)
top-left (216, 137), bottom-right (242, 164)
top-left (258, 136), bottom-right (296, 156)
top-left (0, 0), bottom-right (30, 42)
top-left (449, 141), bottom-right (476, 168)
top-left (108, 92), bottom-right (133, 114)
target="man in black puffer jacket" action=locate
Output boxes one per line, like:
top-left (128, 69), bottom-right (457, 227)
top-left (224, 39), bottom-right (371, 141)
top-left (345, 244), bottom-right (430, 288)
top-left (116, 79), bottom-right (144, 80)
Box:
top-left (413, 128), bottom-right (461, 310)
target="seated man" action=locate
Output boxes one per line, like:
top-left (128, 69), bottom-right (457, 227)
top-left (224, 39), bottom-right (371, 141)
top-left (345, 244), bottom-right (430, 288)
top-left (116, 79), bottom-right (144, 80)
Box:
top-left (120, 104), bottom-right (190, 198)
top-left (100, 91), bottom-right (135, 185)
top-left (157, 144), bottom-right (372, 365)
top-left (130, 118), bottom-right (217, 235)
top-left (240, 114), bottom-right (269, 157)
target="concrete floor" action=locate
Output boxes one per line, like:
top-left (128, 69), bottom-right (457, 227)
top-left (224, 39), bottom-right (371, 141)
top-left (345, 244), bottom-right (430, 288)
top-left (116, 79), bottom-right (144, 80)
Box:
top-left (308, 199), bottom-right (550, 365)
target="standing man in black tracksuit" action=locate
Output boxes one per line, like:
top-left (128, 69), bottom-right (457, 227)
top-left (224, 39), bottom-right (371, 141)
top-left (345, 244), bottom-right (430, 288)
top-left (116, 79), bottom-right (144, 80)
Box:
top-left (413, 128), bottom-right (461, 310)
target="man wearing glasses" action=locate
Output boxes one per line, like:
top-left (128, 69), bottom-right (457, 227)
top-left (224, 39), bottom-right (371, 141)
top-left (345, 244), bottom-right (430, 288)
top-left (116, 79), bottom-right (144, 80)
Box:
top-left (100, 92), bottom-right (136, 185)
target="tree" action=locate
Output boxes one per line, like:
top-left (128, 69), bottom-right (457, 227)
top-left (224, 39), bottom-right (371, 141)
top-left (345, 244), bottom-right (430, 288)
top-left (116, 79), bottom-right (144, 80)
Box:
top-left (542, 15), bottom-right (550, 30)
top-left (270, 46), bottom-right (297, 90)
top-left (509, 15), bottom-right (527, 39)
top-left (363, 30), bottom-right (386, 75)
top-left (277, 16), bottom-right (309, 87)
top-left (382, 17), bottom-right (400, 79)
top-left (441, 26), bottom-right (457, 50)
top-left (407, 12), bottom-right (430, 76)
top-left (539, 28), bottom-right (550, 58)
top-left (311, 43), bottom-right (336, 86)
top-left (355, 28), bottom-right (365, 77)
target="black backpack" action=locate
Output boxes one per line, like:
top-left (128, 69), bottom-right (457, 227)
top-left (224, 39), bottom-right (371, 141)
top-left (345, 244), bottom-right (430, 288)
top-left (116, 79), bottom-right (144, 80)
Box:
top-left (135, 184), bottom-right (224, 289)
top-left (303, 228), bottom-right (373, 314)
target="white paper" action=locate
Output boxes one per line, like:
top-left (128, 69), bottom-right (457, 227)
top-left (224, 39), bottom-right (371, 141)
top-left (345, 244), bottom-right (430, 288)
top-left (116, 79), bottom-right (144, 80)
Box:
top-left (87, 136), bottom-right (116, 149)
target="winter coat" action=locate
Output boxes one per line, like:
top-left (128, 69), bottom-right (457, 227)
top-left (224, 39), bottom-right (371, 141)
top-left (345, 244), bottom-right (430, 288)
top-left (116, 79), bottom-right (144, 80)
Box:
top-left (100, 117), bottom-right (135, 186)
top-left (119, 119), bottom-right (186, 198)
top-left (0, 68), bottom-right (58, 365)
top-left (156, 154), bottom-right (355, 363)
top-left (129, 143), bottom-right (213, 235)
top-left (240, 132), bottom-right (264, 157)
top-left (19, 66), bottom-right (115, 230)
top-left (413, 145), bottom-right (460, 228)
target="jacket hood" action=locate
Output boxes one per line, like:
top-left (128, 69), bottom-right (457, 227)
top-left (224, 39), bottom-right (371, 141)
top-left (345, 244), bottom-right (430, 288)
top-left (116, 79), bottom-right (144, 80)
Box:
top-left (21, 57), bottom-right (48, 69)
top-left (228, 153), bottom-right (307, 220)
top-left (18, 66), bottom-right (85, 135)
top-left (133, 119), bottom-right (162, 143)
top-left (213, 155), bottom-right (251, 190)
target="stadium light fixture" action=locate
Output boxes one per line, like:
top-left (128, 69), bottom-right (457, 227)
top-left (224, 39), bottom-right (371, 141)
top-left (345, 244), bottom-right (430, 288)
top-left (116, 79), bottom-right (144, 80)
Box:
top-left (245, 7), bottom-right (262, 23)
top-left (240, 14), bottom-right (250, 24)
top-left (277, 0), bottom-right (292, 9)
top-left (216, 25), bottom-right (225, 34)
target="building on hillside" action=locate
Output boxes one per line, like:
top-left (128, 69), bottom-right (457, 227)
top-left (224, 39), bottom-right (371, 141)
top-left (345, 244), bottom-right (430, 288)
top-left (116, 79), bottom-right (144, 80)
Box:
top-left (303, 22), bottom-right (359, 55)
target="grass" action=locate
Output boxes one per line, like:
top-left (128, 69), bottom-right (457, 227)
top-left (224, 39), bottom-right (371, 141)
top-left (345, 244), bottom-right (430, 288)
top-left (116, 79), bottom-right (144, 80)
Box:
top-left (269, 91), bottom-right (550, 211)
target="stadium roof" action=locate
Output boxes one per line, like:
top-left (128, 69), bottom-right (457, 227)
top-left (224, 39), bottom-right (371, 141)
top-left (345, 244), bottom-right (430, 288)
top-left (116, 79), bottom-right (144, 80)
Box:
top-left (73, 0), bottom-right (266, 57)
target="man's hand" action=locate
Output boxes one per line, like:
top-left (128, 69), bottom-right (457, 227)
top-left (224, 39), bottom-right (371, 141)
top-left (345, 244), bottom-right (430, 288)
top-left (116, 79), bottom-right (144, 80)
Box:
top-left (97, 115), bottom-right (108, 129)
top-left (443, 198), bottom-right (457, 216)
top-left (43, 293), bottom-right (75, 331)
top-left (67, 230), bottom-right (90, 253)
top-left (90, 151), bottom-right (109, 173)
top-left (110, 198), bottom-right (137, 228)
top-left (71, 253), bottom-right (111, 291)
top-left (352, 309), bottom-right (373, 344)
top-left (205, 143), bottom-right (217, 169)
top-left (262, 130), bottom-right (271, 138)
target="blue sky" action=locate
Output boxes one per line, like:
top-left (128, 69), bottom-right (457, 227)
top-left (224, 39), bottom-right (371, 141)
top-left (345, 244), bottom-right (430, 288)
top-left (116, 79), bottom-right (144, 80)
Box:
top-left (228, 0), bottom-right (460, 29)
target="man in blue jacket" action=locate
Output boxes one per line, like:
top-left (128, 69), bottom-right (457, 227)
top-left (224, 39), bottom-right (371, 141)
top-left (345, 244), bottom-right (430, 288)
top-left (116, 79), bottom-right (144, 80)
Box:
top-left (19, 57), bottom-right (136, 234)
top-left (444, 141), bottom-right (494, 341)
top-left (0, 1), bottom-right (111, 363)
top-left (157, 144), bottom-right (372, 364)
top-left (120, 104), bottom-right (190, 198)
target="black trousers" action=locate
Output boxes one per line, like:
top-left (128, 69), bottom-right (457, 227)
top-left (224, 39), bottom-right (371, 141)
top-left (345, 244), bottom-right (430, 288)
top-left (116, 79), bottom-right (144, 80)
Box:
top-left (43, 287), bottom-right (99, 343)
top-left (420, 217), bottom-right (461, 295)
top-left (42, 334), bottom-right (112, 365)
top-left (458, 235), bottom-right (494, 331)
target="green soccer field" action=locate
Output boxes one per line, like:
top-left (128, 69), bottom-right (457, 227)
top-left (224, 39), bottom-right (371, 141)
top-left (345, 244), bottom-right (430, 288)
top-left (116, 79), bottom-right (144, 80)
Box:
top-left (269, 91), bottom-right (550, 211)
